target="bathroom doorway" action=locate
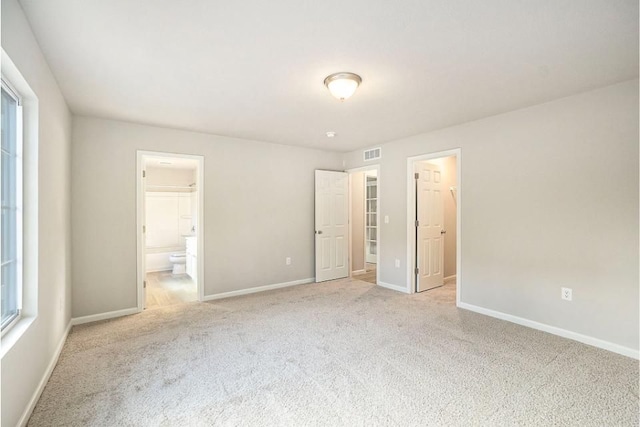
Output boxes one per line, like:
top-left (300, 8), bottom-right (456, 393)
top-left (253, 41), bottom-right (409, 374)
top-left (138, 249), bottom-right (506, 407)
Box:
top-left (136, 151), bottom-right (204, 310)
top-left (348, 165), bottom-right (380, 285)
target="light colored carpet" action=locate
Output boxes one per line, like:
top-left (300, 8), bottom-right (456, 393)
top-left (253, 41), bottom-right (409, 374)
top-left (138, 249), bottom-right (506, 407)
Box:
top-left (29, 279), bottom-right (638, 426)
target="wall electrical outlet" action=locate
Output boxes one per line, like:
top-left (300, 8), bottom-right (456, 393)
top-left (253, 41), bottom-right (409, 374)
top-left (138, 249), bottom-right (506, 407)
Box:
top-left (384, 215), bottom-right (389, 224)
top-left (561, 287), bottom-right (572, 301)
top-left (395, 259), bottom-right (400, 268)
top-left (286, 257), bottom-right (291, 265)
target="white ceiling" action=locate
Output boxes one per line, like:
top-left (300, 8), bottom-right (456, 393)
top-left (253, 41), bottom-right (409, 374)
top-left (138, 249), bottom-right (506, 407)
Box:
top-left (18, 0), bottom-right (639, 152)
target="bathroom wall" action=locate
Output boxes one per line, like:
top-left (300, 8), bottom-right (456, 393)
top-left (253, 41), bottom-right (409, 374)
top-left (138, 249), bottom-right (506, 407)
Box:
top-left (144, 165), bottom-right (197, 272)
top-left (145, 192), bottom-right (193, 272)
top-left (191, 190), bottom-right (198, 234)
top-left (146, 166), bottom-right (196, 188)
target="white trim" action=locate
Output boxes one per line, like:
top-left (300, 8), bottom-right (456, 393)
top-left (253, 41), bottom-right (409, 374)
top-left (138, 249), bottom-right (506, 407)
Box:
top-left (1, 312), bottom-right (21, 338)
top-left (1, 74), bottom-right (25, 337)
top-left (346, 164), bottom-right (381, 286)
top-left (137, 151), bottom-right (205, 312)
top-left (377, 281), bottom-right (410, 294)
top-left (458, 302), bottom-right (639, 360)
top-left (347, 173), bottom-right (353, 276)
top-left (351, 269), bottom-right (366, 275)
top-left (136, 153), bottom-right (145, 311)
top-left (444, 274), bottom-right (457, 283)
top-left (406, 149), bottom-right (461, 306)
top-left (0, 317), bottom-right (35, 359)
top-left (71, 307), bottom-right (139, 326)
top-left (346, 164), bottom-right (380, 174)
top-left (202, 278), bottom-right (314, 301)
top-left (16, 321), bottom-right (71, 427)
top-left (0, 74), bottom-right (22, 103)
top-left (145, 267), bottom-right (173, 273)
top-left (2, 50), bottom-right (40, 327)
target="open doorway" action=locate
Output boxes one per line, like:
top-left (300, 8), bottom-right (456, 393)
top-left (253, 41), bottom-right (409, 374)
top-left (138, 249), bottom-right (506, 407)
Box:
top-left (348, 166), bottom-right (380, 285)
top-left (136, 151), bottom-right (204, 311)
top-left (407, 149), bottom-right (460, 303)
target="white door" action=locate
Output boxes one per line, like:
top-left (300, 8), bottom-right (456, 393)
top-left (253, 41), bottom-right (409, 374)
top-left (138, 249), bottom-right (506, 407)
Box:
top-left (315, 170), bottom-right (349, 282)
top-left (141, 169), bottom-right (147, 308)
top-left (415, 161), bottom-right (444, 292)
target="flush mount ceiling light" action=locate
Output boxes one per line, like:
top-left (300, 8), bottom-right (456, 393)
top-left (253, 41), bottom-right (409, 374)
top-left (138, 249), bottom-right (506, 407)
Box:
top-left (324, 72), bottom-right (362, 101)
top-left (326, 131), bottom-right (336, 138)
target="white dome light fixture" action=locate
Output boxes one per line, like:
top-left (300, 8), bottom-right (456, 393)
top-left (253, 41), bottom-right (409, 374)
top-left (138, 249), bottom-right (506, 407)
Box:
top-left (324, 72), bottom-right (362, 101)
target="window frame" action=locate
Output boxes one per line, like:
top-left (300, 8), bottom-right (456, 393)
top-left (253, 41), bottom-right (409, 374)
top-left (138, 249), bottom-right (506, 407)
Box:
top-left (1, 76), bottom-right (24, 336)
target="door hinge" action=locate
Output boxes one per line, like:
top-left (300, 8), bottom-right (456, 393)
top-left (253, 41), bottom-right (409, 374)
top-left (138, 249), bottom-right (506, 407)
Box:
top-left (415, 220), bottom-right (419, 227)
top-left (143, 225), bottom-right (146, 233)
top-left (414, 172), bottom-right (419, 179)
top-left (143, 280), bottom-right (147, 289)
top-left (414, 267), bottom-right (419, 275)
top-left (143, 170), bottom-right (146, 178)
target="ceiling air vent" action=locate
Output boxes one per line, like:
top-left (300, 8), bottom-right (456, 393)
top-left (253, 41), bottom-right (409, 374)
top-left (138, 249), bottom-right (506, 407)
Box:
top-left (363, 147), bottom-right (381, 161)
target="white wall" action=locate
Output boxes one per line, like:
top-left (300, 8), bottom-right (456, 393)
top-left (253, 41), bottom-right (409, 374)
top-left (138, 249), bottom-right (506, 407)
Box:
top-left (71, 117), bottom-right (343, 317)
top-left (1, 1), bottom-right (72, 426)
top-left (344, 80), bottom-right (639, 352)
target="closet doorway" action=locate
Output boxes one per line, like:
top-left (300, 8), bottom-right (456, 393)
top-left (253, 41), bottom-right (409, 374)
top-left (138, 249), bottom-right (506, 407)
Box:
top-left (406, 149), bottom-right (460, 303)
top-left (136, 151), bottom-right (204, 311)
top-left (348, 166), bottom-right (380, 285)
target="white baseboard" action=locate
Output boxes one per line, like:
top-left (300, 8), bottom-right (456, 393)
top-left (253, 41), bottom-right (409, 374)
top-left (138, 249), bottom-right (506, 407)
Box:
top-left (444, 274), bottom-right (457, 283)
top-left (71, 307), bottom-right (139, 326)
top-left (351, 269), bottom-right (366, 275)
top-left (378, 281), bottom-right (410, 294)
top-left (458, 302), bottom-right (639, 360)
top-left (145, 267), bottom-right (172, 273)
top-left (203, 278), bottom-right (315, 301)
top-left (18, 321), bottom-right (72, 427)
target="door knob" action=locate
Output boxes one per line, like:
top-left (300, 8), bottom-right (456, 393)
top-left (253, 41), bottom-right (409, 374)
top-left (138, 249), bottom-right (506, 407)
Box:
top-left (317, 230), bottom-right (323, 234)
top-left (441, 230), bottom-right (446, 234)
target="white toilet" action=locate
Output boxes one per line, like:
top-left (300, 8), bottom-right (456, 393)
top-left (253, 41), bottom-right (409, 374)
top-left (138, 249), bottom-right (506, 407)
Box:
top-left (169, 252), bottom-right (187, 275)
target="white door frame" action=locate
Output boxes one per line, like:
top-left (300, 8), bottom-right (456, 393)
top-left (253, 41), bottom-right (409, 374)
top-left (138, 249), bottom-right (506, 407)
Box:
top-left (406, 149), bottom-right (461, 305)
top-left (347, 164), bottom-right (381, 286)
top-left (136, 150), bottom-right (205, 311)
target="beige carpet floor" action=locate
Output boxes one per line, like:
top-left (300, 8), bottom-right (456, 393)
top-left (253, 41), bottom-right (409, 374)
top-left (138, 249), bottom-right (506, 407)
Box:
top-left (29, 279), bottom-right (638, 426)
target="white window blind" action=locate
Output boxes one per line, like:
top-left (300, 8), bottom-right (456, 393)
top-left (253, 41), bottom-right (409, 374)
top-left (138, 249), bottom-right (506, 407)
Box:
top-left (1, 80), bottom-right (22, 332)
